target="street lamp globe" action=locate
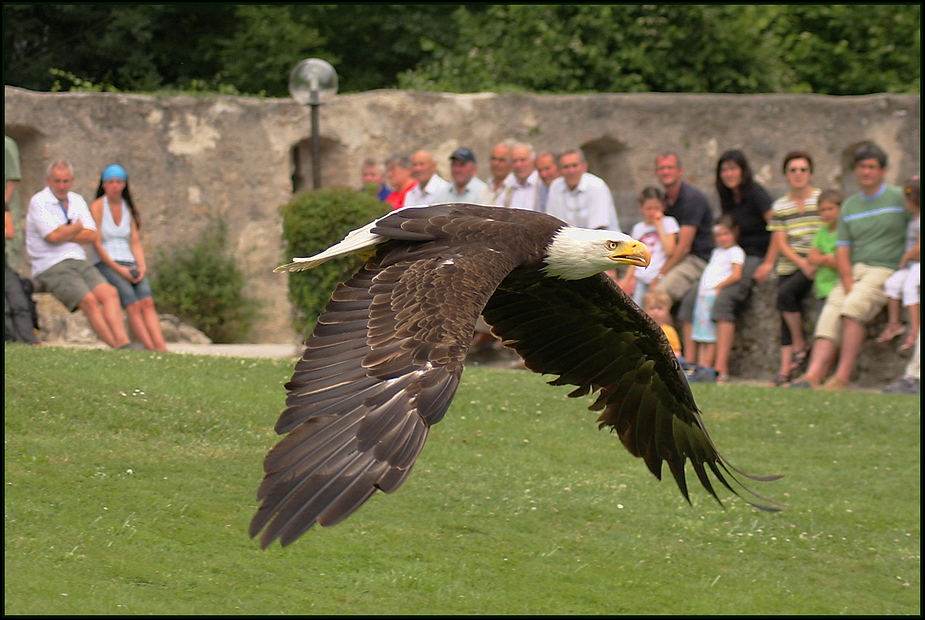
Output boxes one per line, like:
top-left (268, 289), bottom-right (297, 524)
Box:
top-left (288, 58), bottom-right (339, 190)
top-left (288, 58), bottom-right (338, 106)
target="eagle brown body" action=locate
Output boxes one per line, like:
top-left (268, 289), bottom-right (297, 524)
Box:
top-left (250, 203), bottom-right (782, 548)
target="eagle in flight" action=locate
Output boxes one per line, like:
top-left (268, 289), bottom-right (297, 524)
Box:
top-left (250, 203), bottom-right (783, 548)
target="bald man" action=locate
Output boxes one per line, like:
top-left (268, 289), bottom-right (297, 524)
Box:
top-left (405, 150), bottom-right (450, 207)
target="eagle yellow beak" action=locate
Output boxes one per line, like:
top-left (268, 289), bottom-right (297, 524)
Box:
top-left (611, 239), bottom-right (651, 268)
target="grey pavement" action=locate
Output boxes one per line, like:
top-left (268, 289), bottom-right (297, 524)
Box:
top-left (167, 342), bottom-right (304, 359)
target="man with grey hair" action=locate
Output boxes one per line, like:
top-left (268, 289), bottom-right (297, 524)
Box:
top-left (545, 148), bottom-right (620, 231)
top-left (26, 160), bottom-right (136, 348)
top-left (480, 140), bottom-right (516, 206)
top-left (405, 150), bottom-right (450, 207)
top-left (500, 143), bottom-right (542, 211)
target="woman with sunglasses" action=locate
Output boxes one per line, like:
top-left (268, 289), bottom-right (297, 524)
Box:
top-left (762, 151), bottom-right (824, 386)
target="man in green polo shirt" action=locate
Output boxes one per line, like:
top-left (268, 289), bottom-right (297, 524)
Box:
top-left (792, 142), bottom-right (909, 390)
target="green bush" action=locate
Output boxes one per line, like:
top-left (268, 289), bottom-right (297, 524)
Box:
top-left (149, 220), bottom-right (260, 343)
top-left (280, 187), bottom-right (390, 336)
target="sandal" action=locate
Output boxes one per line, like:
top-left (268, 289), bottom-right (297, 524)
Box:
top-left (876, 324), bottom-right (905, 343)
top-left (773, 373), bottom-right (791, 387)
top-left (899, 335), bottom-right (917, 353)
top-left (789, 348), bottom-right (810, 374)
top-left (716, 372), bottom-right (730, 385)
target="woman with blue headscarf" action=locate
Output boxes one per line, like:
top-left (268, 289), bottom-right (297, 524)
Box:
top-left (89, 164), bottom-right (167, 351)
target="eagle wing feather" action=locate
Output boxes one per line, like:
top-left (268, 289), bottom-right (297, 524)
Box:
top-left (481, 268), bottom-right (785, 512)
top-left (251, 207), bottom-right (542, 548)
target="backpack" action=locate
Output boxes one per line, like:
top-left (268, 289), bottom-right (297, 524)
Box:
top-left (5, 263), bottom-right (39, 344)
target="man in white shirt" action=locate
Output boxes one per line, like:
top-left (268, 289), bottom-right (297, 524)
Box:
top-left (433, 148), bottom-right (489, 204)
top-left (545, 149), bottom-right (621, 231)
top-left (26, 160), bottom-right (134, 348)
top-left (535, 150), bottom-right (561, 213)
top-left (500, 143), bottom-right (541, 211)
top-left (404, 150), bottom-right (450, 207)
top-left (480, 141), bottom-right (515, 206)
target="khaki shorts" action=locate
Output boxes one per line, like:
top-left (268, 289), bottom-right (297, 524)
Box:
top-left (652, 254), bottom-right (707, 304)
top-left (35, 258), bottom-right (107, 312)
top-left (814, 263), bottom-right (894, 344)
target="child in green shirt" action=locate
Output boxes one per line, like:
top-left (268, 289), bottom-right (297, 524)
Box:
top-left (807, 189), bottom-right (842, 309)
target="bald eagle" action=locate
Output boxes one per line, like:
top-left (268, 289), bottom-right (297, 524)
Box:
top-left (250, 203), bottom-right (783, 548)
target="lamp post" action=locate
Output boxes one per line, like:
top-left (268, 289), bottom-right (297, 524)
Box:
top-left (288, 58), bottom-right (338, 190)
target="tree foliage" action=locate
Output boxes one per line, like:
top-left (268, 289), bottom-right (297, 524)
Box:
top-left (3, 4), bottom-right (919, 96)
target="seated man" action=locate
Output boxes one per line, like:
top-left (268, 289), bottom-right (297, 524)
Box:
top-left (792, 143), bottom-right (909, 390)
top-left (26, 160), bottom-right (137, 349)
top-left (650, 152), bottom-right (714, 306)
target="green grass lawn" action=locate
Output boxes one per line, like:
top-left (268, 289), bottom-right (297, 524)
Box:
top-left (4, 344), bottom-right (920, 614)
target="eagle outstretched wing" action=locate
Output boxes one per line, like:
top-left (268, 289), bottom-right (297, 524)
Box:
top-left (250, 213), bottom-right (535, 548)
top-left (252, 204), bottom-right (783, 548)
top-left (482, 268), bottom-right (784, 511)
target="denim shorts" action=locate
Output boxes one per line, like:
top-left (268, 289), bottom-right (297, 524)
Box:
top-left (95, 261), bottom-right (153, 307)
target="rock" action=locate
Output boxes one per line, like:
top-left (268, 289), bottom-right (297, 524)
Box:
top-left (35, 293), bottom-right (99, 344)
top-left (34, 294), bottom-right (212, 346)
top-left (158, 314), bottom-right (212, 344)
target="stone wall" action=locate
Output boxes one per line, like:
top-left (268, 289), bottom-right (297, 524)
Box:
top-left (4, 87), bottom-right (919, 385)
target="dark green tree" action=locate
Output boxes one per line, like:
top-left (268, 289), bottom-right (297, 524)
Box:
top-left (217, 5), bottom-right (329, 97)
top-left (398, 5), bottom-right (787, 93)
top-left (3, 4), bottom-right (239, 92)
top-left (2, 4), bottom-right (919, 96)
top-left (769, 4), bottom-right (921, 95)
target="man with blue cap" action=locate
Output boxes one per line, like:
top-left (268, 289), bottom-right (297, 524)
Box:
top-left (432, 147), bottom-right (489, 204)
top-left (25, 159), bottom-right (137, 349)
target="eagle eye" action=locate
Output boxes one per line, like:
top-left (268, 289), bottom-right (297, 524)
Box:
top-left (606, 240), bottom-right (620, 250)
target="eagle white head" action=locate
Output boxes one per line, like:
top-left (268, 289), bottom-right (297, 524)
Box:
top-left (543, 227), bottom-right (651, 280)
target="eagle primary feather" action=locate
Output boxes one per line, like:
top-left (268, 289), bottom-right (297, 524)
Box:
top-left (251, 203), bottom-right (783, 548)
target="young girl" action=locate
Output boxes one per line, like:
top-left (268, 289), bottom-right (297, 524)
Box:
top-left (688, 215), bottom-right (743, 383)
top-left (89, 164), bottom-right (168, 351)
top-left (642, 289), bottom-right (683, 361)
top-left (619, 186), bottom-right (679, 306)
top-left (876, 176), bottom-right (919, 352)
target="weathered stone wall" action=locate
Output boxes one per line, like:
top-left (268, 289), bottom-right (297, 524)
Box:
top-left (4, 87), bottom-right (919, 385)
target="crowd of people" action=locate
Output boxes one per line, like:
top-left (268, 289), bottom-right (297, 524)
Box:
top-left (361, 141), bottom-right (919, 394)
top-left (4, 136), bottom-right (918, 395)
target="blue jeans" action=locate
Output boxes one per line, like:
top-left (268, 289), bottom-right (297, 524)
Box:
top-left (95, 261), bottom-right (153, 308)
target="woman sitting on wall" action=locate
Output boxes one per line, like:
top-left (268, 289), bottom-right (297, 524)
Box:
top-left (89, 164), bottom-right (168, 351)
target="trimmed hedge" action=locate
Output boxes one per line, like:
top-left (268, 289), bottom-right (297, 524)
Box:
top-left (280, 187), bottom-right (390, 337)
